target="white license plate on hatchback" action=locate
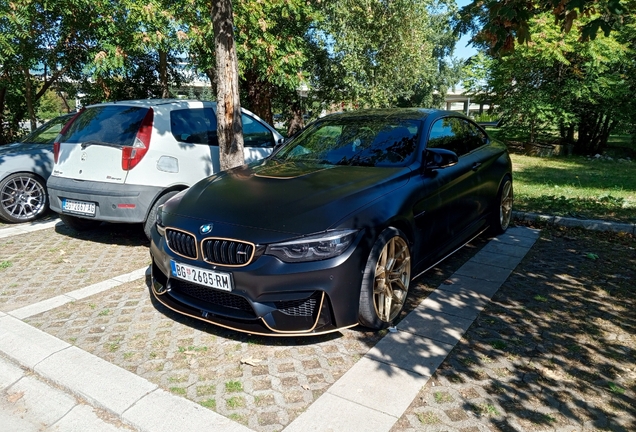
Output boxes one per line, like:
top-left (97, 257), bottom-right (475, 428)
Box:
top-left (170, 260), bottom-right (233, 292)
top-left (62, 198), bottom-right (96, 216)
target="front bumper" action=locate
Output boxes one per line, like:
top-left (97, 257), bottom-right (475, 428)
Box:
top-left (149, 226), bottom-right (370, 336)
top-left (47, 176), bottom-right (163, 223)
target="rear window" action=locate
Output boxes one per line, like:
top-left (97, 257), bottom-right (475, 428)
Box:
top-left (60, 106), bottom-right (149, 146)
top-left (170, 108), bottom-right (217, 145)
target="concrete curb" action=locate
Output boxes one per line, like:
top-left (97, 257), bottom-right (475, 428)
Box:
top-left (0, 218), bottom-right (61, 239)
top-left (513, 211), bottom-right (636, 235)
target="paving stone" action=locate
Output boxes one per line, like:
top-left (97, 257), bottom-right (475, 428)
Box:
top-left (418, 289), bottom-right (489, 322)
top-left (0, 355), bottom-right (24, 389)
top-left (284, 392), bottom-right (397, 432)
top-left (0, 375), bottom-right (76, 428)
top-left (454, 260), bottom-right (514, 284)
top-left (50, 405), bottom-right (133, 432)
top-left (365, 331), bottom-right (454, 377)
top-left (327, 356), bottom-right (429, 417)
top-left (468, 251), bottom-right (525, 270)
top-left (35, 345), bottom-right (157, 416)
top-left (123, 388), bottom-right (251, 432)
top-left (0, 315), bottom-right (70, 368)
top-left (397, 309), bottom-right (473, 346)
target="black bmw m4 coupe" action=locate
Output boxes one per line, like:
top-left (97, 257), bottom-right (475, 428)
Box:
top-left (149, 109), bottom-right (513, 336)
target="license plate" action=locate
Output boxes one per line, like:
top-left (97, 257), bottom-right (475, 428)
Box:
top-left (62, 198), bottom-right (96, 216)
top-left (170, 260), bottom-right (233, 292)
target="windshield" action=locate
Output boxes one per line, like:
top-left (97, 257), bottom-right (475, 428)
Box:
top-left (60, 106), bottom-right (149, 146)
top-left (21, 115), bottom-right (72, 144)
top-left (274, 117), bottom-right (421, 167)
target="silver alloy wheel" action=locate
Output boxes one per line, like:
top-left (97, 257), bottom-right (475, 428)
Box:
top-left (372, 236), bottom-right (411, 322)
top-left (0, 175), bottom-right (46, 222)
top-left (500, 179), bottom-right (513, 230)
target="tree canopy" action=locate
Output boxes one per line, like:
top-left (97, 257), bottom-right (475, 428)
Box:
top-left (462, 11), bottom-right (635, 153)
top-left (456, 0), bottom-right (632, 54)
top-left (1, 0), bottom-right (462, 145)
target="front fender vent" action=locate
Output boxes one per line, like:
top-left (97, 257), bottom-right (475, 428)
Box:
top-left (274, 292), bottom-right (322, 317)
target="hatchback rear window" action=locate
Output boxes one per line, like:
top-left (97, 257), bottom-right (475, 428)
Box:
top-left (60, 106), bottom-right (149, 146)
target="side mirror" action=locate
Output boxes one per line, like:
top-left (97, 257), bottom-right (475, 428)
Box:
top-left (423, 148), bottom-right (458, 171)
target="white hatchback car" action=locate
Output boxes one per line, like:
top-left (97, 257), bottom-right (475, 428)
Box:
top-left (47, 99), bottom-right (283, 238)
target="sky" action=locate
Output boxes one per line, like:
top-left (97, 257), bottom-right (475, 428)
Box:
top-left (453, 0), bottom-right (478, 60)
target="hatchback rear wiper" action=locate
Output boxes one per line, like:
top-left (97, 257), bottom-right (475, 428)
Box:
top-left (81, 140), bottom-right (124, 150)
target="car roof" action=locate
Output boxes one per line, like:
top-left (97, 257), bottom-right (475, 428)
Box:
top-left (318, 108), bottom-right (461, 122)
top-left (84, 99), bottom-right (217, 109)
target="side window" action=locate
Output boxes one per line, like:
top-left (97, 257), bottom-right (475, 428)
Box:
top-left (463, 120), bottom-right (488, 152)
top-left (427, 117), bottom-right (465, 155)
top-left (242, 114), bottom-right (275, 148)
top-left (170, 108), bottom-right (218, 146)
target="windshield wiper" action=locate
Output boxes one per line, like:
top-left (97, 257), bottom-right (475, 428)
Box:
top-left (81, 140), bottom-right (124, 150)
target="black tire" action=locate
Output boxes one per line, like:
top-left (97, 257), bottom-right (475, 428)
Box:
top-left (0, 173), bottom-right (48, 223)
top-left (59, 214), bottom-right (102, 231)
top-left (358, 227), bottom-right (412, 330)
top-left (144, 191), bottom-right (179, 240)
top-left (488, 175), bottom-right (513, 235)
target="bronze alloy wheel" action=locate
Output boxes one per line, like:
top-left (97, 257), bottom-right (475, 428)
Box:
top-left (0, 173), bottom-right (47, 223)
top-left (372, 235), bottom-right (411, 322)
top-left (499, 179), bottom-right (513, 231)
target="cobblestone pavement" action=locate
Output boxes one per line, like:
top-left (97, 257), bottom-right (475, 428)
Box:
top-left (7, 221), bottom-right (486, 431)
top-left (392, 224), bottom-right (636, 432)
top-left (0, 223), bottom-right (149, 312)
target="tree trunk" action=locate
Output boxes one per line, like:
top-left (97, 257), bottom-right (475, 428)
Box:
top-left (213, 0), bottom-right (245, 171)
top-left (59, 91), bottom-right (71, 112)
top-left (23, 67), bottom-right (37, 131)
top-left (205, 68), bottom-right (217, 97)
top-left (287, 101), bottom-right (304, 137)
top-left (0, 85), bottom-right (6, 144)
top-left (244, 70), bottom-right (273, 125)
top-left (159, 50), bottom-right (169, 98)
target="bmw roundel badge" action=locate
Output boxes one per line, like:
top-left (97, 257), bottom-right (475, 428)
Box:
top-left (200, 224), bottom-right (213, 234)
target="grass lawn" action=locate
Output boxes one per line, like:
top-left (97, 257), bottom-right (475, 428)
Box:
top-left (510, 144), bottom-right (636, 223)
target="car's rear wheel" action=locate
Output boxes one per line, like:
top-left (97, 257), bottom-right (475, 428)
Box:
top-left (144, 191), bottom-right (179, 240)
top-left (358, 227), bottom-right (411, 330)
top-left (489, 176), bottom-right (513, 235)
top-left (0, 173), bottom-right (48, 223)
top-left (59, 214), bottom-right (102, 231)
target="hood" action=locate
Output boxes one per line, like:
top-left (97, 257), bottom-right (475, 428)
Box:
top-left (166, 159), bottom-right (410, 237)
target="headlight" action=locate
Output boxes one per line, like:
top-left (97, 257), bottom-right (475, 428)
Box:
top-left (265, 229), bottom-right (358, 263)
top-left (155, 205), bottom-right (166, 236)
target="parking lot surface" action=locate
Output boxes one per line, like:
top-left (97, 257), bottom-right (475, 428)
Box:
top-left (1, 218), bottom-right (633, 431)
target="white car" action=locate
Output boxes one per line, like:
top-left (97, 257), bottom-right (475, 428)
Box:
top-left (47, 99), bottom-right (283, 238)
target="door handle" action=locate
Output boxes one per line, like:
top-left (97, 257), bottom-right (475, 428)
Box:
top-left (472, 162), bottom-right (482, 171)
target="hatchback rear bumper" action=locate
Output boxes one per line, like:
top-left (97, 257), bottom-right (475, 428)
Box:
top-left (47, 176), bottom-right (163, 223)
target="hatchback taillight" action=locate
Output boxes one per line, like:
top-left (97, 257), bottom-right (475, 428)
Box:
top-left (53, 110), bottom-right (82, 164)
top-left (122, 108), bottom-right (154, 171)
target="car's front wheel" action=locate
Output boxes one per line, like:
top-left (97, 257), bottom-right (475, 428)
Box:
top-left (358, 227), bottom-right (411, 330)
top-left (0, 173), bottom-right (48, 223)
top-left (59, 214), bottom-right (102, 231)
